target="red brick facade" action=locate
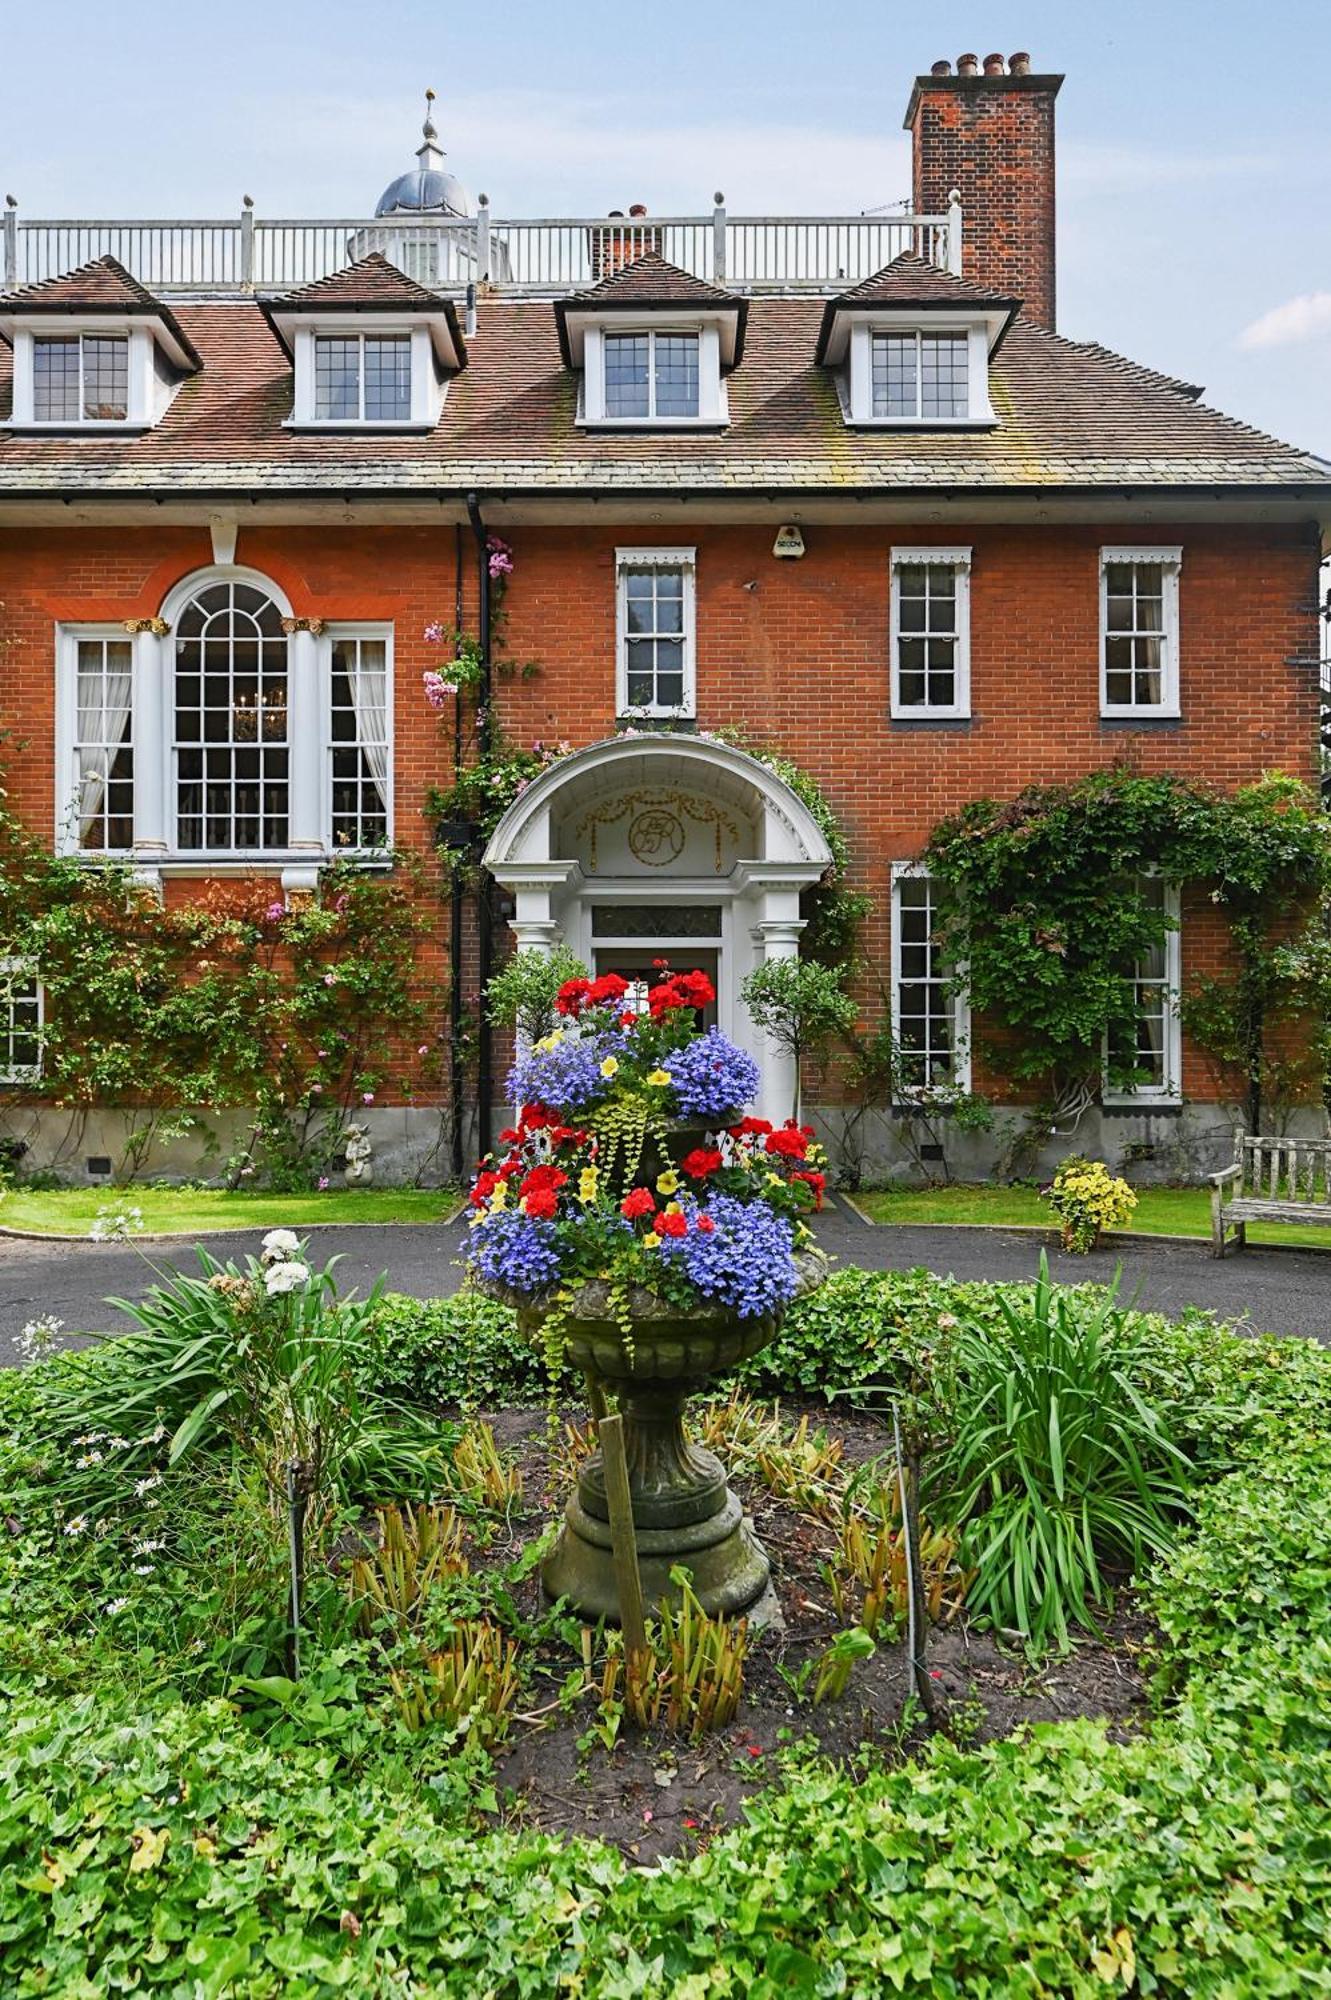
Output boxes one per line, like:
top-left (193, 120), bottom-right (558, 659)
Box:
top-left (0, 516), bottom-right (1320, 1114)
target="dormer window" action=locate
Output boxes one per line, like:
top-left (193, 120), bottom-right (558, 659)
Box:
top-left (816, 252), bottom-right (1017, 430)
top-left (605, 331), bottom-right (699, 420)
top-left (262, 255), bottom-right (467, 432)
top-left (0, 255), bottom-right (201, 432)
top-left (34, 333), bottom-right (128, 421)
top-left (555, 252), bottom-right (745, 431)
top-left (314, 334), bottom-right (413, 422)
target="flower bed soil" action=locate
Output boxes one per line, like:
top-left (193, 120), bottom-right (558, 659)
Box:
top-left (465, 1405), bottom-right (1152, 1864)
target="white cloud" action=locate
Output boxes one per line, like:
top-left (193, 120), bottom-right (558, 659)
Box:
top-left (1238, 291), bottom-right (1331, 351)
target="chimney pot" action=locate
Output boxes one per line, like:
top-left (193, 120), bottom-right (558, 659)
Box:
top-left (1009, 51), bottom-right (1031, 74)
top-left (983, 53), bottom-right (1005, 75)
top-left (930, 59), bottom-right (952, 76)
top-left (629, 202), bottom-right (648, 217)
top-left (957, 53), bottom-right (979, 75)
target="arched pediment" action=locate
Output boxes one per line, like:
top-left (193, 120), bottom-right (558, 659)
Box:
top-left (484, 734), bottom-right (833, 877)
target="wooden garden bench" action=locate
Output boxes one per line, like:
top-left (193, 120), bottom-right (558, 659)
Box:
top-left (1209, 1130), bottom-right (1331, 1256)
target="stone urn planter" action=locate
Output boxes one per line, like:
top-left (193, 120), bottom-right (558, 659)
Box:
top-left (495, 1253), bottom-right (825, 1623)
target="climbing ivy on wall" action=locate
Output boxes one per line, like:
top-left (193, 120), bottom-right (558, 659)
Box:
top-left (923, 767), bottom-right (1331, 1137)
top-left (0, 745), bottom-right (442, 1185)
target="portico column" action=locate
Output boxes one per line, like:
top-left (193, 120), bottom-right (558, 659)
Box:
top-left (751, 909), bottom-right (806, 1125)
top-left (283, 622), bottom-right (323, 894)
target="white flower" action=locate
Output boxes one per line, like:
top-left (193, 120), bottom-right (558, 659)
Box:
top-left (16, 1314), bottom-right (64, 1363)
top-left (260, 1228), bottom-right (302, 1264)
top-left (75, 1453), bottom-right (104, 1469)
top-left (132, 1563), bottom-right (154, 1576)
top-left (63, 1516), bottom-right (88, 1537)
top-left (103, 1598), bottom-right (129, 1616)
top-left (89, 1206), bottom-right (144, 1243)
top-left (134, 1474), bottom-right (163, 1498)
top-left (132, 1538), bottom-right (165, 1556)
top-left (264, 1260), bottom-right (311, 1297)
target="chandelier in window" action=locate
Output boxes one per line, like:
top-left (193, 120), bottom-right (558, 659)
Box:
top-left (231, 687), bottom-right (288, 740)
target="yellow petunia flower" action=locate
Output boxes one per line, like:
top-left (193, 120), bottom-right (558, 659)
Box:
top-left (600, 1055), bottom-right (620, 1079)
top-left (578, 1167), bottom-right (599, 1204)
top-left (643, 1232), bottom-right (661, 1249)
top-left (488, 1181), bottom-right (509, 1211)
top-left (656, 1171), bottom-right (680, 1195)
top-left (665, 1201), bottom-right (682, 1216)
top-left (647, 1069), bottom-right (671, 1087)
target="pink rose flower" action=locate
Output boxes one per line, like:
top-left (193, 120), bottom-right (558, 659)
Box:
top-left (362, 1091), bottom-right (375, 1105)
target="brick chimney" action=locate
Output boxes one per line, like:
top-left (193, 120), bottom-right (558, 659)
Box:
top-left (589, 203), bottom-right (661, 282)
top-left (904, 55), bottom-right (1063, 329)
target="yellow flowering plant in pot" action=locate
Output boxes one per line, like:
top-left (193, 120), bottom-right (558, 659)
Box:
top-left (1043, 1156), bottom-right (1137, 1253)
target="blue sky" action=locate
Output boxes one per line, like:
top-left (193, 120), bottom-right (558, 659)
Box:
top-left (3, 0), bottom-right (1329, 454)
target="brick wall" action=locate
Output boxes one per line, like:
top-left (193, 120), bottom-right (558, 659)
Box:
top-left (906, 68), bottom-right (1062, 329)
top-left (0, 517), bottom-right (1320, 1110)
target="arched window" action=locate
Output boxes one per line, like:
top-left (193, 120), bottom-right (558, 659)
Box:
top-left (174, 579), bottom-right (289, 852)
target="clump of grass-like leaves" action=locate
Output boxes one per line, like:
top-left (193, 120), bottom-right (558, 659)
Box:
top-left (929, 1254), bottom-right (1197, 1650)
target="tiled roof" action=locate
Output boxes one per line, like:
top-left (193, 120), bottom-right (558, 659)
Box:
top-left (815, 253), bottom-right (1019, 364)
top-left (566, 251), bottom-right (739, 308)
top-left (0, 293), bottom-right (1325, 496)
top-left (0, 254), bottom-right (203, 371)
top-left (259, 254), bottom-right (467, 366)
top-left (267, 252), bottom-right (454, 312)
top-left (554, 251), bottom-right (746, 367)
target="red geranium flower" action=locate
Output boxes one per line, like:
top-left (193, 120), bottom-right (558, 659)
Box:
top-left (470, 1170), bottom-right (499, 1207)
top-left (764, 1128), bottom-right (809, 1161)
top-left (620, 1188), bottom-right (655, 1220)
top-left (790, 1168), bottom-right (826, 1210)
top-left (587, 972), bottom-right (629, 1006)
top-left (519, 1103), bottom-right (558, 1132)
top-left (656, 1211), bottom-right (688, 1238)
top-left (554, 978), bottom-right (592, 1017)
top-left (522, 1186), bottom-right (559, 1220)
top-left (696, 1213), bottom-right (716, 1234)
top-left (680, 1147), bottom-right (724, 1180)
top-left (520, 1164), bottom-right (568, 1199)
top-left (620, 1011), bottom-right (639, 1029)
top-left (676, 968), bottom-right (716, 1006)
top-left (498, 1127), bottom-right (520, 1146)
top-left (729, 1116), bottom-right (773, 1138)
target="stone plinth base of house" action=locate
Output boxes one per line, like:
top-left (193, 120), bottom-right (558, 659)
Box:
top-left (4, 1099), bottom-right (1326, 1193)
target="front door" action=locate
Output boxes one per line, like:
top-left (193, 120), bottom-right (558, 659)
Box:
top-left (591, 946), bottom-right (720, 1031)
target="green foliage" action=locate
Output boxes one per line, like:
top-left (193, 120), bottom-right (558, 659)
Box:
top-left (928, 1255), bottom-right (1198, 1650)
top-left (0, 754), bottom-right (439, 1183)
top-left (361, 1288), bottom-right (567, 1408)
top-left (2, 1283), bottom-right (1331, 1992)
top-left (38, 1245), bottom-right (451, 1509)
top-left (424, 737), bottom-right (569, 851)
top-left (924, 766), bottom-right (1331, 1116)
top-left (484, 943), bottom-right (589, 1042)
top-left (740, 957), bottom-right (857, 1116)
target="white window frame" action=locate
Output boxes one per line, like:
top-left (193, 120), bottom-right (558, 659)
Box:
top-left (844, 315), bottom-right (995, 427)
top-left (582, 323), bottom-right (726, 427)
top-left (890, 547), bottom-right (972, 719)
top-left (287, 321), bottom-right (441, 430)
top-left (324, 624), bottom-right (395, 854)
top-left (615, 547), bottom-right (697, 719)
top-left (54, 569), bottom-right (394, 881)
top-left (1102, 882), bottom-right (1182, 1107)
top-left (0, 959), bottom-right (43, 1085)
top-left (890, 864), bottom-right (972, 1096)
top-left (1099, 547), bottom-right (1182, 719)
top-left (54, 625), bottom-right (137, 855)
top-left (5, 321), bottom-right (168, 430)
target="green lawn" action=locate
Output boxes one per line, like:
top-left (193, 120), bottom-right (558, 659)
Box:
top-left (0, 1185), bottom-right (454, 1238)
top-left (852, 1181), bottom-right (1331, 1251)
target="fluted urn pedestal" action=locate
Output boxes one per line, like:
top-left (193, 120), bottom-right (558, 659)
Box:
top-left (503, 1255), bottom-right (823, 1623)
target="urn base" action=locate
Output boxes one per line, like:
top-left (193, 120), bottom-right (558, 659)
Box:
top-left (542, 1488), bottom-right (773, 1623)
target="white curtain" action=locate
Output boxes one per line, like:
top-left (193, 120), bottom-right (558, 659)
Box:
top-left (77, 646), bottom-right (133, 847)
top-left (346, 641), bottom-right (389, 814)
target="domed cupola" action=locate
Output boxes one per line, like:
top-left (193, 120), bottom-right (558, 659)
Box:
top-left (375, 93), bottom-right (473, 220)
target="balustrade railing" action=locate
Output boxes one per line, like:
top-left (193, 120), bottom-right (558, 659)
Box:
top-left (3, 195), bottom-right (962, 297)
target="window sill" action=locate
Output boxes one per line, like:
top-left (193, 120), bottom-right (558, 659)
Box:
top-left (1100, 711), bottom-right (1181, 729)
top-left (615, 715), bottom-right (698, 732)
top-left (1101, 1098), bottom-right (1183, 1114)
top-left (281, 419), bottom-right (435, 433)
top-left (70, 851), bottom-right (394, 874)
top-left (4, 420), bottom-right (150, 434)
top-left (889, 712), bottom-right (972, 730)
top-left (846, 417), bottom-right (997, 430)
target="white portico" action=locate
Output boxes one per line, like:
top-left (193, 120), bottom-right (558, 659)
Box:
top-left (483, 735), bottom-right (833, 1123)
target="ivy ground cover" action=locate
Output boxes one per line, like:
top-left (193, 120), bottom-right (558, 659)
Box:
top-left (2, 1269), bottom-right (1330, 1995)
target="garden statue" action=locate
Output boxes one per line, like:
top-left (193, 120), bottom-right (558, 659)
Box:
top-left (343, 1123), bottom-right (374, 1188)
top-left (466, 966), bottom-right (827, 1622)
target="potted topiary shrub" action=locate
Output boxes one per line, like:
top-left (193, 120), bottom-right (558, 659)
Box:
top-left (464, 966), bottom-right (827, 1623)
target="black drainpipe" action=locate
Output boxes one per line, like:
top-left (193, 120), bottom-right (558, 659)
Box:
top-left (448, 524), bottom-right (467, 1180)
top-left (466, 492), bottom-right (495, 1162)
